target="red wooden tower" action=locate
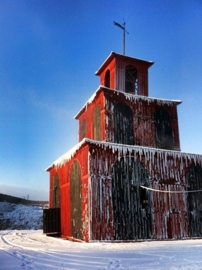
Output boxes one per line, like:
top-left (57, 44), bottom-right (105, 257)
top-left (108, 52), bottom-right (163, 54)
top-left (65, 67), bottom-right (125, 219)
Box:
top-left (45, 52), bottom-right (202, 242)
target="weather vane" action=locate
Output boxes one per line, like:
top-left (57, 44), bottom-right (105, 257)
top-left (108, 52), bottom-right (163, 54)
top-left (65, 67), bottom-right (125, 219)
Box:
top-left (114, 21), bottom-right (129, 55)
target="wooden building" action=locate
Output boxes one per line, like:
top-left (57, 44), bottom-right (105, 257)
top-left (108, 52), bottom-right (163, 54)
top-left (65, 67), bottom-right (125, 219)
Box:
top-left (45, 52), bottom-right (202, 242)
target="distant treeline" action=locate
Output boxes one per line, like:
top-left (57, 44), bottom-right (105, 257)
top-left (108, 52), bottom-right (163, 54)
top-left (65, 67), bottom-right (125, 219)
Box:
top-left (0, 193), bottom-right (48, 206)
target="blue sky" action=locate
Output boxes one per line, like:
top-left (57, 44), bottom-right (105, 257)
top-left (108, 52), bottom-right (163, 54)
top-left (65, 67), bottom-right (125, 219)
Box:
top-left (0, 0), bottom-right (202, 200)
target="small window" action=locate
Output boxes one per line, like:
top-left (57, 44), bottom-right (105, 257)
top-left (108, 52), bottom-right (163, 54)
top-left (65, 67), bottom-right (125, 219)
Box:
top-left (153, 108), bottom-right (174, 150)
top-left (114, 102), bottom-right (134, 145)
top-left (104, 70), bottom-right (110, 88)
top-left (125, 65), bottom-right (138, 94)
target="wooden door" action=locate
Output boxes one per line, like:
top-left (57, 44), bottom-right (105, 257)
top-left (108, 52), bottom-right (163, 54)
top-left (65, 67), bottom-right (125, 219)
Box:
top-left (70, 161), bottom-right (82, 239)
top-left (112, 157), bottom-right (152, 240)
top-left (43, 208), bottom-right (61, 235)
top-left (186, 164), bottom-right (202, 237)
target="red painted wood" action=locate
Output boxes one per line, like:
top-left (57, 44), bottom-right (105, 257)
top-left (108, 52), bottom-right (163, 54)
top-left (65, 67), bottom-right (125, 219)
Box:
top-left (77, 87), bottom-right (180, 150)
top-left (47, 144), bottom-right (90, 241)
top-left (78, 91), bottom-right (105, 142)
top-left (46, 52), bottom-right (202, 242)
top-left (96, 52), bottom-right (153, 96)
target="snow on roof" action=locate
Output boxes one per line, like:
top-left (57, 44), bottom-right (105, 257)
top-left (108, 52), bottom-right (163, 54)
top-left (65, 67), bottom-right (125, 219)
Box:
top-left (45, 138), bottom-right (202, 171)
top-left (45, 139), bottom-right (87, 171)
top-left (74, 86), bottom-right (182, 119)
top-left (74, 87), bottom-right (100, 119)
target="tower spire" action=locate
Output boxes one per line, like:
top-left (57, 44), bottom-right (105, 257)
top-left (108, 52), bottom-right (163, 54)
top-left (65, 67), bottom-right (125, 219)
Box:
top-left (114, 21), bottom-right (129, 55)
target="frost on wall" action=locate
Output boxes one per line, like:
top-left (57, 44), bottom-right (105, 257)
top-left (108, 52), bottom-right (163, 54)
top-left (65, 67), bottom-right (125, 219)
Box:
top-left (104, 88), bottom-right (180, 150)
top-left (46, 138), bottom-right (202, 240)
top-left (88, 140), bottom-right (202, 240)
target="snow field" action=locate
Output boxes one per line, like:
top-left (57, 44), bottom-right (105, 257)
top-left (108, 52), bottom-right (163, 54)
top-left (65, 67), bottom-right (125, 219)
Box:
top-left (1, 202), bottom-right (202, 269)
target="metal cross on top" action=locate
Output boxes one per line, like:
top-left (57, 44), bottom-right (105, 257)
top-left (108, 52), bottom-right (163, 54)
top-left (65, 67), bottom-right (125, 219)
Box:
top-left (114, 21), bottom-right (129, 55)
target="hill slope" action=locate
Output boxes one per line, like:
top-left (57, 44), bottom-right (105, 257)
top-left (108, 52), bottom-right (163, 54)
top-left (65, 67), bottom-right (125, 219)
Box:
top-left (0, 193), bottom-right (48, 206)
top-left (0, 201), bottom-right (44, 230)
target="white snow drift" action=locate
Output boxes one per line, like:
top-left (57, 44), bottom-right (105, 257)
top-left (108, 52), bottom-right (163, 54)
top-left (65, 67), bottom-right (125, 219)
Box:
top-left (1, 202), bottom-right (202, 269)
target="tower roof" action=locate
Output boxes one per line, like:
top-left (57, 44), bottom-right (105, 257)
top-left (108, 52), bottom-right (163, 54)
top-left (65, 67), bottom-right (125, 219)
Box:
top-left (95, 51), bottom-right (154, 76)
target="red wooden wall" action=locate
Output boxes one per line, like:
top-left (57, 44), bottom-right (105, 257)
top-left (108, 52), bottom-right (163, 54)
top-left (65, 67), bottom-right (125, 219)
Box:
top-left (104, 88), bottom-right (181, 150)
top-left (76, 87), bottom-right (181, 150)
top-left (99, 57), bottom-right (116, 89)
top-left (48, 143), bottom-right (90, 242)
top-left (96, 52), bottom-right (153, 96)
top-left (88, 141), bottom-right (202, 240)
top-left (46, 52), bottom-right (202, 242)
top-left (47, 139), bottom-right (202, 241)
top-left (77, 91), bottom-right (105, 142)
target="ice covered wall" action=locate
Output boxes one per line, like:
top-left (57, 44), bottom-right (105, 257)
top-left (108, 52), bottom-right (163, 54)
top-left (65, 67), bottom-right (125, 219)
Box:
top-left (88, 140), bottom-right (202, 240)
top-left (47, 138), bottom-right (202, 241)
top-left (104, 89), bottom-right (181, 150)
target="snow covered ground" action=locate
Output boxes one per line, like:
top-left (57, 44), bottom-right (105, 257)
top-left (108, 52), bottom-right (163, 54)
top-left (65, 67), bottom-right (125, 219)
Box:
top-left (1, 202), bottom-right (202, 269)
top-left (0, 202), bottom-right (43, 230)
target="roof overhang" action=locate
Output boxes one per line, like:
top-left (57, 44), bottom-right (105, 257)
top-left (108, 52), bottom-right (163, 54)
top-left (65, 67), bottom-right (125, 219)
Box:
top-left (74, 86), bottom-right (182, 119)
top-left (45, 138), bottom-right (202, 172)
top-left (95, 51), bottom-right (154, 76)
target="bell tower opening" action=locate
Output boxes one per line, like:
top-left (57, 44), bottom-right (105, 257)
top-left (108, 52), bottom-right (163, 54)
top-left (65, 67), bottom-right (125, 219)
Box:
top-left (95, 52), bottom-right (153, 96)
top-left (125, 65), bottom-right (138, 94)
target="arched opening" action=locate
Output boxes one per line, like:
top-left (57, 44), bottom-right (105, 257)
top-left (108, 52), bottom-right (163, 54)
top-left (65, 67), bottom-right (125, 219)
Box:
top-left (70, 160), bottom-right (82, 240)
top-left (52, 173), bottom-right (60, 208)
top-left (104, 69), bottom-right (110, 88)
top-left (186, 164), bottom-right (202, 237)
top-left (80, 118), bottom-right (86, 141)
top-left (93, 104), bottom-right (102, 141)
top-left (125, 65), bottom-right (138, 94)
top-left (114, 102), bottom-right (134, 145)
top-left (112, 157), bottom-right (152, 240)
top-left (153, 108), bottom-right (174, 150)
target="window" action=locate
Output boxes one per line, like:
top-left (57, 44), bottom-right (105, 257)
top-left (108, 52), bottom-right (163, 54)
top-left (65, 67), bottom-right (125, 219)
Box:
top-left (125, 65), bottom-right (138, 94)
top-left (114, 102), bottom-right (134, 145)
top-left (104, 70), bottom-right (110, 88)
top-left (153, 108), bottom-right (174, 150)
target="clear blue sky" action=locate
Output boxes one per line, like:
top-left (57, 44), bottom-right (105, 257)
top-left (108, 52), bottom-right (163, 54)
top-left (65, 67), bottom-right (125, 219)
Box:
top-left (0, 0), bottom-right (202, 200)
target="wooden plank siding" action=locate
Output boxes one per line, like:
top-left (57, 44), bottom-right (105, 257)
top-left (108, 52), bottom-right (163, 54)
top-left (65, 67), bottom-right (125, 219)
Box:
top-left (88, 141), bottom-right (202, 241)
top-left (47, 139), bottom-right (202, 242)
top-left (99, 58), bottom-right (116, 89)
top-left (104, 88), bottom-right (180, 151)
top-left (115, 57), bottom-right (149, 96)
top-left (186, 164), bottom-right (202, 237)
top-left (48, 144), bottom-right (90, 242)
top-left (76, 87), bottom-right (180, 151)
top-left (78, 91), bottom-right (105, 142)
top-left (46, 52), bottom-right (201, 243)
top-left (70, 161), bottom-right (82, 239)
top-left (95, 52), bottom-right (153, 97)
